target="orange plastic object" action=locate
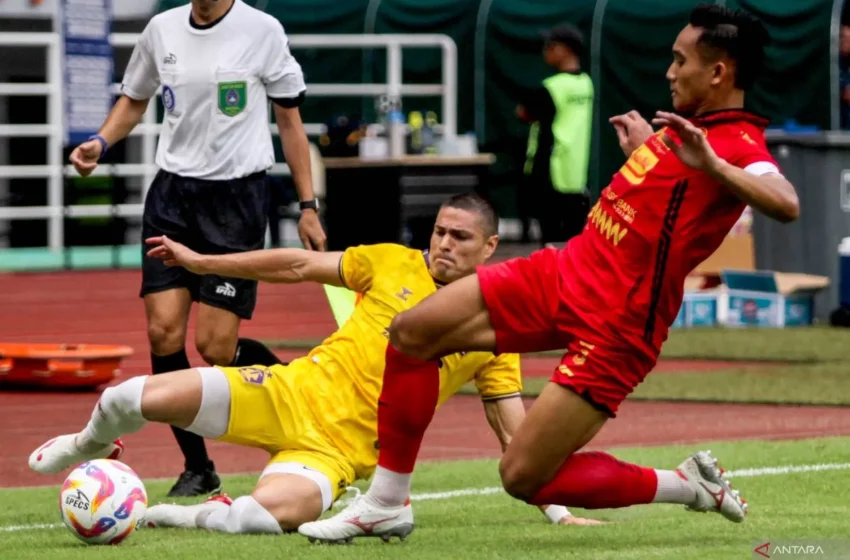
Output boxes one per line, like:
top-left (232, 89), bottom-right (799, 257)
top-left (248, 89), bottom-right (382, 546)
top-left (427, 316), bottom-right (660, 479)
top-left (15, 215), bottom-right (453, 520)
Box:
top-left (0, 343), bottom-right (133, 390)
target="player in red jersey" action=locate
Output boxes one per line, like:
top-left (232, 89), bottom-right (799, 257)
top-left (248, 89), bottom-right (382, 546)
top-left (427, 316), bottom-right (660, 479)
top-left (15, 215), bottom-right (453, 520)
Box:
top-left (299, 4), bottom-right (800, 543)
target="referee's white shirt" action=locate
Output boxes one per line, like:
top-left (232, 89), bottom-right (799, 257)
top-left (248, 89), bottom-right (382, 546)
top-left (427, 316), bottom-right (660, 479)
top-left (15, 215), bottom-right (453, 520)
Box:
top-left (121, 0), bottom-right (306, 180)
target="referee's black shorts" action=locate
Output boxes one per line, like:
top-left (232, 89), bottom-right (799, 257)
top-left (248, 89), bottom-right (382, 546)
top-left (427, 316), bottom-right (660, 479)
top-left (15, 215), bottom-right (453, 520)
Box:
top-left (140, 169), bottom-right (270, 320)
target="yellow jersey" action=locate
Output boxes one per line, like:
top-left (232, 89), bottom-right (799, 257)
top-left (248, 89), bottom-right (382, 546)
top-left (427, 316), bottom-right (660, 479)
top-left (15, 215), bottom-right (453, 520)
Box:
top-left (289, 243), bottom-right (522, 478)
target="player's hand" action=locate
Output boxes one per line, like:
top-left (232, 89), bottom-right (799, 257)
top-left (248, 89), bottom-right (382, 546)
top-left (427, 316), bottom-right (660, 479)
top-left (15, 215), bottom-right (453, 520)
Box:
top-left (609, 111), bottom-right (654, 157)
top-left (145, 235), bottom-right (203, 273)
top-left (298, 209), bottom-right (327, 252)
top-left (69, 139), bottom-right (103, 177)
top-left (652, 111), bottom-right (721, 173)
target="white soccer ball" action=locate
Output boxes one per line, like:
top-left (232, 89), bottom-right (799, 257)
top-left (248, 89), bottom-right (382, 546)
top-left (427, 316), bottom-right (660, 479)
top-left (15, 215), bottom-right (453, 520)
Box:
top-left (59, 459), bottom-right (148, 545)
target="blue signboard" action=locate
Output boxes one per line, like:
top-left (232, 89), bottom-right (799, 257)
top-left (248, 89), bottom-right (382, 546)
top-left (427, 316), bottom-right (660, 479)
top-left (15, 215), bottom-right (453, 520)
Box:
top-left (60, 0), bottom-right (114, 146)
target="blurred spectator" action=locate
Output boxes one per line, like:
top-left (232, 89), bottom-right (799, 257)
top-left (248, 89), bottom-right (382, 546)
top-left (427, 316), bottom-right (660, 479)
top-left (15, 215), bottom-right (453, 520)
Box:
top-left (840, 25), bottom-right (850, 129)
top-left (517, 25), bottom-right (594, 247)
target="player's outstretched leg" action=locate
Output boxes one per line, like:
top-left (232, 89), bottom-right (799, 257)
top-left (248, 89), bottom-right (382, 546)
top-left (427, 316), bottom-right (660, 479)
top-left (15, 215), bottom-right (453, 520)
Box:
top-left (29, 367), bottom-right (224, 475)
top-left (298, 274), bottom-right (494, 544)
top-left (499, 384), bottom-right (747, 524)
top-left (145, 469), bottom-right (326, 534)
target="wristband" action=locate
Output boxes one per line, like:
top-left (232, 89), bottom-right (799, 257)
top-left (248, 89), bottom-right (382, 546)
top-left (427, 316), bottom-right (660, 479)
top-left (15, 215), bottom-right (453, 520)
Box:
top-left (544, 505), bottom-right (570, 524)
top-left (88, 134), bottom-right (108, 159)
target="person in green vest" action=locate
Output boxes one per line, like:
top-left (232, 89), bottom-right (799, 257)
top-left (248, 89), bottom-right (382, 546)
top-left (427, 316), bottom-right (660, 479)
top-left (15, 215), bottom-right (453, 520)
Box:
top-left (517, 24), bottom-right (594, 248)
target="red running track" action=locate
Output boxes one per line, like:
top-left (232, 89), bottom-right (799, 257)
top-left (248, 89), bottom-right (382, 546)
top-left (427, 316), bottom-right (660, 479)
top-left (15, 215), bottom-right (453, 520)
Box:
top-left (2, 270), bottom-right (846, 489)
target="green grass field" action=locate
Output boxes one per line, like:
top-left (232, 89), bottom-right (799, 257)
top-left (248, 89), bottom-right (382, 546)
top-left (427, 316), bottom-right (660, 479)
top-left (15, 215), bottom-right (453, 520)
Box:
top-left (3, 438), bottom-right (850, 560)
top-left (264, 326), bottom-right (850, 364)
top-left (452, 327), bottom-right (850, 405)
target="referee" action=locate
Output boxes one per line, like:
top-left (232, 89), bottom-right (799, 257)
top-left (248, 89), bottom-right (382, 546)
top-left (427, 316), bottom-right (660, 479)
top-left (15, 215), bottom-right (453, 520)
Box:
top-left (69, 0), bottom-right (326, 497)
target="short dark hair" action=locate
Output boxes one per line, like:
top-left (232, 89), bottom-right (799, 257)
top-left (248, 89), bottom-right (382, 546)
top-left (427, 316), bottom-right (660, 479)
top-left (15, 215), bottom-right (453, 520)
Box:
top-left (688, 4), bottom-right (769, 90)
top-left (440, 193), bottom-right (499, 237)
top-left (543, 25), bottom-right (585, 58)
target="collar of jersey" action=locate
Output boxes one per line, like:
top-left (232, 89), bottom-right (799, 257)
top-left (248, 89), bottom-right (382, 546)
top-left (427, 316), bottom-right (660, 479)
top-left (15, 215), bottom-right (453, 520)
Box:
top-left (422, 250), bottom-right (447, 288)
top-left (685, 108), bottom-right (770, 129)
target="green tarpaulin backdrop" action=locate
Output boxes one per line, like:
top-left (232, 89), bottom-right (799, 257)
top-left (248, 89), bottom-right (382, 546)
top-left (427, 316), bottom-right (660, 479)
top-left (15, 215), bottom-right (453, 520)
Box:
top-left (157, 0), bottom-right (841, 217)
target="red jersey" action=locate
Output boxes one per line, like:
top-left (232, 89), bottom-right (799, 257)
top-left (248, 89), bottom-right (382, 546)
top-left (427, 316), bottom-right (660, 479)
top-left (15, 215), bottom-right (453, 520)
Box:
top-left (560, 110), bottom-right (778, 358)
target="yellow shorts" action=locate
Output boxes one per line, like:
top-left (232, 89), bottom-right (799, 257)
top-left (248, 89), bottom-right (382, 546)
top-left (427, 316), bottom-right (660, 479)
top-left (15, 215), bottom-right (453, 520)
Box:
top-left (215, 362), bottom-right (359, 510)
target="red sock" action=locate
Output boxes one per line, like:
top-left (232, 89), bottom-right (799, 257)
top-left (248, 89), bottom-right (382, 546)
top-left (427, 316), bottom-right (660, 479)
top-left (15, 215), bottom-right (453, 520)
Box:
top-left (376, 344), bottom-right (440, 474)
top-left (530, 451), bottom-right (658, 509)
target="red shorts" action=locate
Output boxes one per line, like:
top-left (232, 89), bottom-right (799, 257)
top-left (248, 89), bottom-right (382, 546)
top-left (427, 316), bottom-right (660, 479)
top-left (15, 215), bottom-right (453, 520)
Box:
top-left (477, 248), bottom-right (656, 417)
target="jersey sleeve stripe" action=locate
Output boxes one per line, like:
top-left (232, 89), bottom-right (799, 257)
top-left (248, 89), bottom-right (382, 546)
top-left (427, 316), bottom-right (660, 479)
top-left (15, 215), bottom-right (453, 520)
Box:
top-left (643, 179), bottom-right (689, 346)
top-left (269, 91), bottom-right (306, 109)
top-left (480, 392), bottom-right (522, 402)
top-left (337, 254), bottom-right (350, 289)
top-left (744, 161), bottom-right (781, 177)
top-left (121, 85), bottom-right (147, 101)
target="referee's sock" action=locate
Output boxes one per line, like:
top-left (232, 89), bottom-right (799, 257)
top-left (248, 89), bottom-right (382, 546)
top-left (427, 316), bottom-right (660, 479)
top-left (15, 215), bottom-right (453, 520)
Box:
top-left (229, 338), bottom-right (285, 367)
top-left (151, 349), bottom-right (214, 473)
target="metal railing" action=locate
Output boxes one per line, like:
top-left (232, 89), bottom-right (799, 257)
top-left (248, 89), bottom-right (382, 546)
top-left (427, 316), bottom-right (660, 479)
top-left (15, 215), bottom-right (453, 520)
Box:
top-left (0, 32), bottom-right (458, 251)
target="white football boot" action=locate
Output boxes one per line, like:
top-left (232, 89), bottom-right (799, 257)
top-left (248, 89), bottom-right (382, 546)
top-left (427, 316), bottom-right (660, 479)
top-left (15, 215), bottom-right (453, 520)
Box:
top-left (676, 450), bottom-right (748, 523)
top-left (298, 495), bottom-right (414, 544)
top-left (28, 434), bottom-right (124, 475)
top-left (145, 494), bottom-right (233, 529)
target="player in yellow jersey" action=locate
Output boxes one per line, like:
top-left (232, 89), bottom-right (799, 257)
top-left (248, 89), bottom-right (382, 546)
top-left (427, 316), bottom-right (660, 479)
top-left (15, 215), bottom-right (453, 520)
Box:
top-left (28, 193), bottom-right (601, 535)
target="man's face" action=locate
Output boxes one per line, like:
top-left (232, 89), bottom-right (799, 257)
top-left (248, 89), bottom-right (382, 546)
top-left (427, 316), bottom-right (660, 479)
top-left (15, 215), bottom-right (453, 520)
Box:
top-left (428, 206), bottom-right (498, 284)
top-left (543, 42), bottom-right (566, 66)
top-left (841, 26), bottom-right (850, 57)
top-left (666, 24), bottom-right (730, 113)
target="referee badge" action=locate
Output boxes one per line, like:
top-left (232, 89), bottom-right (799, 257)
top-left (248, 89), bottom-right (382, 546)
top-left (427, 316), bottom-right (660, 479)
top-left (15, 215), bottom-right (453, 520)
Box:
top-left (162, 85), bottom-right (176, 112)
top-left (218, 81), bottom-right (247, 117)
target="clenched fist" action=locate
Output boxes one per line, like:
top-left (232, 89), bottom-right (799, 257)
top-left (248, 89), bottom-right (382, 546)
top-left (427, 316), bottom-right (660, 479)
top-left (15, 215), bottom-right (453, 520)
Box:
top-left (69, 138), bottom-right (105, 177)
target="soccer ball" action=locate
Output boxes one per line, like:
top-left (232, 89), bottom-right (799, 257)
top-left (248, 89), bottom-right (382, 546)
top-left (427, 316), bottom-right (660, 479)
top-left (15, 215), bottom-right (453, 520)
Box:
top-left (59, 459), bottom-right (148, 545)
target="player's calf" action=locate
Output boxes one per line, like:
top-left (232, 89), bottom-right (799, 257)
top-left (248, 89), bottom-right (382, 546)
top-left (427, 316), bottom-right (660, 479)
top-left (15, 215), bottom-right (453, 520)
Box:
top-left (145, 494), bottom-right (284, 534)
top-left (29, 375), bottom-right (149, 474)
top-left (29, 368), bottom-right (222, 475)
top-left (198, 495), bottom-right (284, 534)
top-left (252, 473), bottom-right (324, 531)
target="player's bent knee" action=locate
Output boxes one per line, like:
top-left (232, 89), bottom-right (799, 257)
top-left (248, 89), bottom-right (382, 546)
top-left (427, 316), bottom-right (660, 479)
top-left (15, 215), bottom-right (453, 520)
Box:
top-left (195, 334), bottom-right (238, 367)
top-left (251, 491), bottom-right (316, 531)
top-left (147, 320), bottom-right (186, 356)
top-left (195, 340), bottom-right (235, 367)
top-left (388, 313), bottom-right (434, 360)
top-left (499, 457), bottom-right (543, 503)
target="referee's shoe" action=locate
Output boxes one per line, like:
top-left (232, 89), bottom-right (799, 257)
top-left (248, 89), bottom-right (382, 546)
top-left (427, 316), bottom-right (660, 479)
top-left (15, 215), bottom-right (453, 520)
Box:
top-left (167, 464), bottom-right (222, 498)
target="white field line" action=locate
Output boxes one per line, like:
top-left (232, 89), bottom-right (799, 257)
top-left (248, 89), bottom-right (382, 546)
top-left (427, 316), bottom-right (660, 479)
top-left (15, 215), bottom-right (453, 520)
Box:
top-left (3, 461), bottom-right (850, 533)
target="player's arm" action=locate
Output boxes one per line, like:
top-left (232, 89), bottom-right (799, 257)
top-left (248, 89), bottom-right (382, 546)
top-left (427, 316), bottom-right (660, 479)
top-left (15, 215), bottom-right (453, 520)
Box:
top-left (517, 87), bottom-right (555, 124)
top-left (263, 21), bottom-right (326, 251)
top-left (100, 22), bottom-right (160, 147)
top-left (481, 397), bottom-right (571, 525)
top-left (706, 160), bottom-right (799, 224)
top-left (95, 97), bottom-right (150, 146)
top-left (70, 25), bottom-right (157, 175)
top-left (145, 236), bottom-right (345, 287)
top-left (609, 111), bottom-right (655, 157)
top-left (272, 103), bottom-right (312, 207)
top-left (477, 356), bottom-right (602, 526)
top-left (653, 111), bottom-right (800, 224)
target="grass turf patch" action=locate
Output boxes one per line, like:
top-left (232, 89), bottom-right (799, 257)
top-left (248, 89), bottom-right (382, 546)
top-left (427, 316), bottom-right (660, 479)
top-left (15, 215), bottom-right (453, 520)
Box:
top-left (266, 327), bottom-right (850, 405)
top-left (3, 438), bottom-right (850, 559)
top-left (263, 326), bottom-right (850, 363)
top-left (459, 362), bottom-right (850, 405)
